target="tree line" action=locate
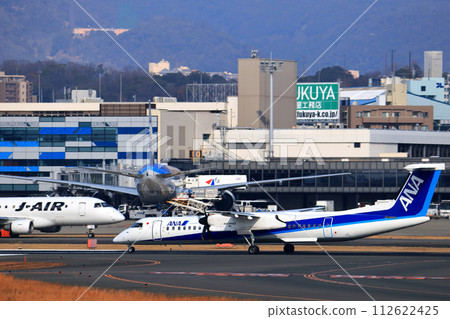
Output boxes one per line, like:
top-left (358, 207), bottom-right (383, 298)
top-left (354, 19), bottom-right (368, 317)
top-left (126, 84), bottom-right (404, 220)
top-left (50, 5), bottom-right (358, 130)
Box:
top-left (0, 60), bottom-right (231, 103)
top-left (1, 60), bottom-right (426, 103)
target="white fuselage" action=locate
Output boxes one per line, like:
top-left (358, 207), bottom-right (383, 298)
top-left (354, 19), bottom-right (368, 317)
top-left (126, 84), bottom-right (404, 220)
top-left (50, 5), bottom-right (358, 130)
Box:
top-left (113, 206), bottom-right (430, 246)
top-left (1, 197), bottom-right (124, 229)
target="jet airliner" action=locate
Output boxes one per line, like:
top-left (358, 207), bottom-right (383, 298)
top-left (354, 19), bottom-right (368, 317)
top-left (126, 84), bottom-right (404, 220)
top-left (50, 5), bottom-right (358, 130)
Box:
top-left (0, 163), bottom-right (349, 210)
top-left (0, 197), bottom-right (125, 237)
top-left (113, 163), bottom-right (444, 254)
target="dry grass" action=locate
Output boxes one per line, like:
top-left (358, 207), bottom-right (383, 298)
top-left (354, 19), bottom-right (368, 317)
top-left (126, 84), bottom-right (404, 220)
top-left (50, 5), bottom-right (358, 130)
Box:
top-left (0, 263), bottom-right (240, 301)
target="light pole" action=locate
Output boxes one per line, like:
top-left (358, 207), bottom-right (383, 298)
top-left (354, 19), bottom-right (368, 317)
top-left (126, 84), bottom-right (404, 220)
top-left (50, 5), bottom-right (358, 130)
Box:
top-left (119, 72), bottom-right (123, 102)
top-left (260, 55), bottom-right (283, 159)
top-left (98, 64), bottom-right (103, 99)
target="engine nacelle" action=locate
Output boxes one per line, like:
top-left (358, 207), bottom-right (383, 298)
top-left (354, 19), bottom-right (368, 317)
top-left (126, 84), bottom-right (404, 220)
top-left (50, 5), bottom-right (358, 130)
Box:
top-left (214, 190), bottom-right (236, 211)
top-left (7, 220), bottom-right (34, 234)
top-left (39, 226), bottom-right (62, 233)
top-left (207, 214), bottom-right (234, 232)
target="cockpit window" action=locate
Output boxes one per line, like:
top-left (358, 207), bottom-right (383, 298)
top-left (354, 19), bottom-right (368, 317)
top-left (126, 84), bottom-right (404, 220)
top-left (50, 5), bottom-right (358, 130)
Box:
top-left (94, 202), bottom-right (111, 208)
top-left (131, 222), bottom-right (143, 228)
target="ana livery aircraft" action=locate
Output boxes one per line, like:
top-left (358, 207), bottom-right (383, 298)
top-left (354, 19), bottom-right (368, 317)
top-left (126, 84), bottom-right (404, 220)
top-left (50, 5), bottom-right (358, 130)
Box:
top-left (113, 163), bottom-right (444, 254)
top-left (0, 197), bottom-right (125, 237)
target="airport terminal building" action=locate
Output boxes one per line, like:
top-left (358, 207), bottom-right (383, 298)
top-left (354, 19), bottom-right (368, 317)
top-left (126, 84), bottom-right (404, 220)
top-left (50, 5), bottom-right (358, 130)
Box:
top-left (1, 100), bottom-right (450, 210)
top-left (1, 54), bottom-right (450, 210)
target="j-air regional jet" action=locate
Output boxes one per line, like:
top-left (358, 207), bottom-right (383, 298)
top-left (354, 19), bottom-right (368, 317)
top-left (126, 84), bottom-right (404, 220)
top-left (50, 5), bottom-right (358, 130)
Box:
top-left (0, 197), bottom-right (124, 238)
top-left (113, 163), bottom-right (444, 254)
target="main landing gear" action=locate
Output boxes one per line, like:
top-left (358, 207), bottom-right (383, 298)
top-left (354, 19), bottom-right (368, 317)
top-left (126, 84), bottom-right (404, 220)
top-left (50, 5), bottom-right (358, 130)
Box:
top-left (87, 225), bottom-right (96, 238)
top-left (283, 243), bottom-right (295, 254)
top-left (244, 233), bottom-right (296, 254)
top-left (127, 246), bottom-right (135, 253)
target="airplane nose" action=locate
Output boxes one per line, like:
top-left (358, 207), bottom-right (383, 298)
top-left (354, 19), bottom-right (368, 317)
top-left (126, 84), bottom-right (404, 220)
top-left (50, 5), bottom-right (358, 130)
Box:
top-left (113, 232), bottom-right (124, 243)
top-left (111, 209), bottom-right (126, 222)
top-left (116, 211), bottom-right (126, 222)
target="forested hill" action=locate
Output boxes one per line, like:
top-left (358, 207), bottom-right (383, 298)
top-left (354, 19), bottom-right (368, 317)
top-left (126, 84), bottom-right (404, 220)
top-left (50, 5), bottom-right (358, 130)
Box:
top-left (0, 0), bottom-right (449, 74)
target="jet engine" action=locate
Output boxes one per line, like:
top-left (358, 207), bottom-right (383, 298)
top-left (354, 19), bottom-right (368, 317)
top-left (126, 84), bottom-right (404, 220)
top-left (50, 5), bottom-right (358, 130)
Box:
top-left (6, 220), bottom-right (34, 235)
top-left (214, 190), bottom-right (236, 211)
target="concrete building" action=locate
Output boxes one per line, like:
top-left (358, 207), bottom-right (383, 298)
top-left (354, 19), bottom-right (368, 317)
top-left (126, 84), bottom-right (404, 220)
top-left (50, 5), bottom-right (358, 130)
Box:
top-left (148, 59), bottom-right (170, 75)
top-left (0, 72), bottom-right (33, 103)
top-left (238, 57), bottom-right (297, 129)
top-left (201, 128), bottom-right (450, 161)
top-left (340, 104), bottom-right (433, 131)
top-left (424, 51), bottom-right (443, 78)
top-left (0, 99), bottom-right (238, 195)
top-left (71, 89), bottom-right (102, 103)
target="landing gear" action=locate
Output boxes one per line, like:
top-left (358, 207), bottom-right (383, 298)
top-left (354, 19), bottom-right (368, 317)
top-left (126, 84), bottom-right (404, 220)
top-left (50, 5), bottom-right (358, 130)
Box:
top-left (244, 232), bottom-right (260, 254)
top-left (283, 243), bottom-right (295, 254)
top-left (248, 245), bottom-right (260, 255)
top-left (127, 246), bottom-right (135, 253)
top-left (87, 225), bottom-right (96, 238)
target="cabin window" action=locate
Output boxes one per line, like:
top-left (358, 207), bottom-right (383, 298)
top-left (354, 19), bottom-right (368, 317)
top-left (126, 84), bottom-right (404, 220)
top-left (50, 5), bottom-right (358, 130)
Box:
top-left (288, 224), bottom-right (291, 229)
top-left (313, 224), bottom-right (316, 228)
top-left (178, 227), bottom-right (181, 231)
top-left (172, 227), bottom-right (175, 231)
top-left (193, 226), bottom-right (196, 230)
top-left (307, 224), bottom-right (311, 228)
top-left (188, 226), bottom-right (191, 230)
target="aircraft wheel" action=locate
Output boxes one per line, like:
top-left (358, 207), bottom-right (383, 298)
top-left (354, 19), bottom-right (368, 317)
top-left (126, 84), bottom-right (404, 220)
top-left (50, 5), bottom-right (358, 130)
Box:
top-left (127, 246), bottom-right (135, 253)
top-left (88, 233), bottom-right (95, 238)
top-left (248, 245), bottom-right (260, 255)
top-left (283, 243), bottom-right (295, 254)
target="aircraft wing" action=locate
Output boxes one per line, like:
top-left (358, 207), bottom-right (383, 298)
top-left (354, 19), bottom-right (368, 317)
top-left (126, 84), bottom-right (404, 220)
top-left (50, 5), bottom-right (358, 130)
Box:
top-left (78, 167), bottom-right (141, 179)
top-left (79, 166), bottom-right (207, 179)
top-left (210, 210), bottom-right (261, 219)
top-left (0, 216), bottom-right (24, 225)
top-left (0, 174), bottom-right (139, 197)
top-left (157, 168), bottom-right (209, 179)
top-left (191, 172), bottom-right (350, 191)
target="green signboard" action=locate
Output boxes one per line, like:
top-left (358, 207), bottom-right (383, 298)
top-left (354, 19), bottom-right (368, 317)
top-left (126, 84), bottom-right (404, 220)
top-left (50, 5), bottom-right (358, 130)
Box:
top-left (296, 83), bottom-right (340, 122)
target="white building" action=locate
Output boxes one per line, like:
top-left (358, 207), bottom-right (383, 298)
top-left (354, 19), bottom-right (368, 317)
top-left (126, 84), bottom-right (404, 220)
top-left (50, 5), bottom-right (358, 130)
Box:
top-left (149, 59), bottom-right (170, 75)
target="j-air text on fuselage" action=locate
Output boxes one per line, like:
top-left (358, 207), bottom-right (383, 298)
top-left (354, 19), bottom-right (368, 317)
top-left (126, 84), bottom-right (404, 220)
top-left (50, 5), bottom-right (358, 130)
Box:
top-left (113, 163), bottom-right (445, 254)
top-left (0, 197), bottom-right (125, 238)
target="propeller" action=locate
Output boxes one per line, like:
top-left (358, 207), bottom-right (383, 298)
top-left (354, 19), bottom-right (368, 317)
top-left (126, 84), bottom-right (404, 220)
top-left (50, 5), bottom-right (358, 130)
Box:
top-left (199, 213), bottom-right (212, 240)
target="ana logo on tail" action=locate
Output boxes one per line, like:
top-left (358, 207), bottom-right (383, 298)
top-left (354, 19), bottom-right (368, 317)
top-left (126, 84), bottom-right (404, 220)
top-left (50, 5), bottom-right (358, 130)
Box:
top-left (399, 175), bottom-right (424, 212)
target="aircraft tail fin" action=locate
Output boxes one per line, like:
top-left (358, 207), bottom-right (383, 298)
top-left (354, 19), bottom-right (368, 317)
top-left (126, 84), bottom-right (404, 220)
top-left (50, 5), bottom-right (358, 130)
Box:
top-left (384, 163), bottom-right (444, 217)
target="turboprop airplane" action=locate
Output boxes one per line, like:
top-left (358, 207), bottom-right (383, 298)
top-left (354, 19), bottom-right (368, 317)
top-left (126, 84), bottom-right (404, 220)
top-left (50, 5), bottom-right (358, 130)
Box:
top-left (113, 163), bottom-right (444, 254)
top-left (0, 197), bottom-right (125, 238)
top-left (0, 164), bottom-right (349, 210)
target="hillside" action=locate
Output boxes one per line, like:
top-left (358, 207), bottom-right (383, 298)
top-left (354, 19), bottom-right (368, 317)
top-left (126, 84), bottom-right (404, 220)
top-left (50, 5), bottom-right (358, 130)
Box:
top-left (0, 0), bottom-right (448, 74)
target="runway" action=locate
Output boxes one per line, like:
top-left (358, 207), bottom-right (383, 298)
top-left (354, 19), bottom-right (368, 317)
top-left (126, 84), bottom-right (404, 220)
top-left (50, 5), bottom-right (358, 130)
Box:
top-left (1, 219), bottom-right (450, 301)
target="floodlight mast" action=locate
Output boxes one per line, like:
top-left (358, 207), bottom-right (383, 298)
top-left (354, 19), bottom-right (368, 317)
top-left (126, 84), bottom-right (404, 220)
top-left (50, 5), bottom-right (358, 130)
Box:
top-left (260, 54), bottom-right (283, 160)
